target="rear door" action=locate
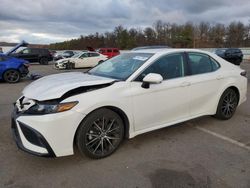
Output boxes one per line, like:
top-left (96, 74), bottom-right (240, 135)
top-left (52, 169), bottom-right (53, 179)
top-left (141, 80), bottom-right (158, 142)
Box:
top-left (186, 52), bottom-right (223, 116)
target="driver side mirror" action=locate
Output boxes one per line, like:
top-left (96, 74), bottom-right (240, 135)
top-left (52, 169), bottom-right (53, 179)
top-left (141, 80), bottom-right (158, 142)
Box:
top-left (141, 73), bottom-right (163, 89)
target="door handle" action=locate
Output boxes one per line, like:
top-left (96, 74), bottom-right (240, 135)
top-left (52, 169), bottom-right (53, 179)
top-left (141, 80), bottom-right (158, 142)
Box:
top-left (216, 75), bottom-right (224, 80)
top-left (180, 82), bottom-right (191, 87)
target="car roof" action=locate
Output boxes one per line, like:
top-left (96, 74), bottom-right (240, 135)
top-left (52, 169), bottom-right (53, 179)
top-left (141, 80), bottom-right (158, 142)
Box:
top-left (129, 48), bottom-right (210, 55)
top-left (132, 45), bottom-right (170, 51)
top-left (99, 48), bottom-right (119, 50)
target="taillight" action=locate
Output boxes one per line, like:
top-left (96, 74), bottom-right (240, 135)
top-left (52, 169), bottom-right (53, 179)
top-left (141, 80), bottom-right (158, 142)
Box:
top-left (240, 71), bottom-right (247, 77)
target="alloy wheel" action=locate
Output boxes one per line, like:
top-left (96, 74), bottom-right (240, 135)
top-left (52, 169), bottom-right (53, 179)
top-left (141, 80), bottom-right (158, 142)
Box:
top-left (4, 70), bottom-right (20, 83)
top-left (221, 90), bottom-right (238, 118)
top-left (85, 117), bottom-right (123, 156)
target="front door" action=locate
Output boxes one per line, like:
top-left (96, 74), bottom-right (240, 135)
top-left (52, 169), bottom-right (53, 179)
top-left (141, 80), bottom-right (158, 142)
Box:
top-left (130, 53), bottom-right (190, 131)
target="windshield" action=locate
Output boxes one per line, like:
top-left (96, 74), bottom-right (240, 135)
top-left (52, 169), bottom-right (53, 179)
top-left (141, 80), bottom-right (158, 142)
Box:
top-left (88, 52), bottom-right (153, 80)
top-left (71, 52), bottom-right (82, 58)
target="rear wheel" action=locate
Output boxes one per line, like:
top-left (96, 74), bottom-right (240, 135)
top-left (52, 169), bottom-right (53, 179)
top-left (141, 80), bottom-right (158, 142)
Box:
top-left (3, 69), bottom-right (20, 83)
top-left (215, 88), bottom-right (239, 120)
top-left (39, 57), bottom-right (49, 65)
top-left (76, 108), bottom-right (124, 159)
top-left (98, 60), bottom-right (104, 64)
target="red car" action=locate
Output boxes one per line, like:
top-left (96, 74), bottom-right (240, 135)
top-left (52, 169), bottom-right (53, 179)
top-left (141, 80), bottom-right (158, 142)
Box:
top-left (97, 48), bottom-right (120, 58)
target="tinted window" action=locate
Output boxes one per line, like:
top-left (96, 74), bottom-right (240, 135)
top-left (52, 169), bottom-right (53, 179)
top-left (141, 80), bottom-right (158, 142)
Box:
top-left (22, 48), bottom-right (31, 54)
top-left (64, 51), bottom-right (74, 55)
top-left (107, 49), bottom-right (112, 53)
top-left (135, 53), bottom-right (185, 81)
top-left (113, 49), bottom-right (119, 53)
top-left (89, 53), bottom-right (100, 57)
top-left (188, 53), bottom-right (219, 75)
top-left (215, 49), bottom-right (226, 54)
top-left (210, 58), bottom-right (220, 70)
top-left (79, 53), bottom-right (88, 58)
top-left (41, 49), bottom-right (49, 54)
top-left (31, 48), bottom-right (40, 53)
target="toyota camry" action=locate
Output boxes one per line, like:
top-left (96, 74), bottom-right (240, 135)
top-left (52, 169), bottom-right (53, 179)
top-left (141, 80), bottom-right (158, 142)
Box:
top-left (12, 49), bottom-right (247, 159)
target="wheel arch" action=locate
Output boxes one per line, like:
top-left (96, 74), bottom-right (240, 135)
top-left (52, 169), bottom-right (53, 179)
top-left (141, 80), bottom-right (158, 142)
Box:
top-left (2, 68), bottom-right (20, 77)
top-left (217, 85), bottom-right (240, 107)
top-left (73, 106), bottom-right (130, 147)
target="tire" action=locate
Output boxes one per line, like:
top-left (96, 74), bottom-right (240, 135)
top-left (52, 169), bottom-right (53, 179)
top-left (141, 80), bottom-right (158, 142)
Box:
top-left (39, 57), bottom-right (49, 65)
top-left (76, 108), bottom-right (124, 159)
top-left (98, 60), bottom-right (104, 64)
top-left (215, 88), bottom-right (239, 120)
top-left (3, 69), bottom-right (20, 83)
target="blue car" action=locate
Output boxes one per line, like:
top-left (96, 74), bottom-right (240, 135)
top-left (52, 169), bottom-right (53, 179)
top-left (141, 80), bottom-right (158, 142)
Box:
top-left (0, 53), bottom-right (29, 83)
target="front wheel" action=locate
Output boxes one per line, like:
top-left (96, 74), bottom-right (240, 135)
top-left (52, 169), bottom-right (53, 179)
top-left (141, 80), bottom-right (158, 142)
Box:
top-left (39, 57), bottom-right (49, 65)
top-left (3, 69), bottom-right (20, 83)
top-left (215, 88), bottom-right (239, 120)
top-left (76, 108), bottom-right (124, 159)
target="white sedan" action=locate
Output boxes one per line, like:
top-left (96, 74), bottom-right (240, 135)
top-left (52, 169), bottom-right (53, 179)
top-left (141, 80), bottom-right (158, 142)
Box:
top-left (12, 49), bottom-right (247, 158)
top-left (54, 51), bottom-right (107, 69)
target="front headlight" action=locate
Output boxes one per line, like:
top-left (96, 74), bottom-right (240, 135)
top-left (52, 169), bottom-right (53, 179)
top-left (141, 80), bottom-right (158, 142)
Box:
top-left (25, 101), bottom-right (78, 115)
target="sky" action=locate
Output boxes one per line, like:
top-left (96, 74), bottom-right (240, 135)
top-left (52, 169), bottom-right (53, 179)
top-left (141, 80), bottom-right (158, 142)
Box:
top-left (0, 0), bottom-right (250, 44)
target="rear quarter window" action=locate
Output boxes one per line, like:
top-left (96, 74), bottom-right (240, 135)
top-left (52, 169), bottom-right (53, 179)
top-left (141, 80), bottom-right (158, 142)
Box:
top-left (188, 53), bottom-right (220, 75)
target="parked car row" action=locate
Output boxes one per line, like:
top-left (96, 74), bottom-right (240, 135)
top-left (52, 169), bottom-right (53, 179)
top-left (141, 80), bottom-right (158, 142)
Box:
top-left (0, 41), bottom-right (122, 83)
top-left (0, 41), bottom-right (246, 84)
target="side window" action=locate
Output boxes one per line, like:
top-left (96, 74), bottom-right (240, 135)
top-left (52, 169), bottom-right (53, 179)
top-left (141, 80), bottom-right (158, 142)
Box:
top-left (188, 53), bottom-right (219, 75)
top-left (113, 49), bottom-right (119, 53)
top-left (22, 48), bottom-right (31, 54)
top-left (135, 53), bottom-right (185, 81)
top-left (31, 49), bottom-right (38, 54)
top-left (80, 53), bottom-right (88, 58)
top-left (107, 49), bottom-right (112, 53)
top-left (89, 53), bottom-right (100, 57)
top-left (210, 58), bottom-right (220, 71)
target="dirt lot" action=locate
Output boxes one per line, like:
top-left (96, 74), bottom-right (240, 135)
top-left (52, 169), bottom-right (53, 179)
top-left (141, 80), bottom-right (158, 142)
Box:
top-left (0, 62), bottom-right (250, 188)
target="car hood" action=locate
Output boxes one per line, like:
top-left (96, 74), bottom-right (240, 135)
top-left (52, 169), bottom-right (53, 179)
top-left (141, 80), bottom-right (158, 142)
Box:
top-left (5, 40), bottom-right (29, 56)
top-left (22, 72), bottom-right (116, 101)
top-left (56, 58), bottom-right (74, 63)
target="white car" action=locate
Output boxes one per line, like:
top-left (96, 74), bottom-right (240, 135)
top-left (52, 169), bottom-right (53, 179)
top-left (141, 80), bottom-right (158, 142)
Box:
top-left (12, 49), bottom-right (247, 158)
top-left (54, 51), bottom-right (107, 69)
